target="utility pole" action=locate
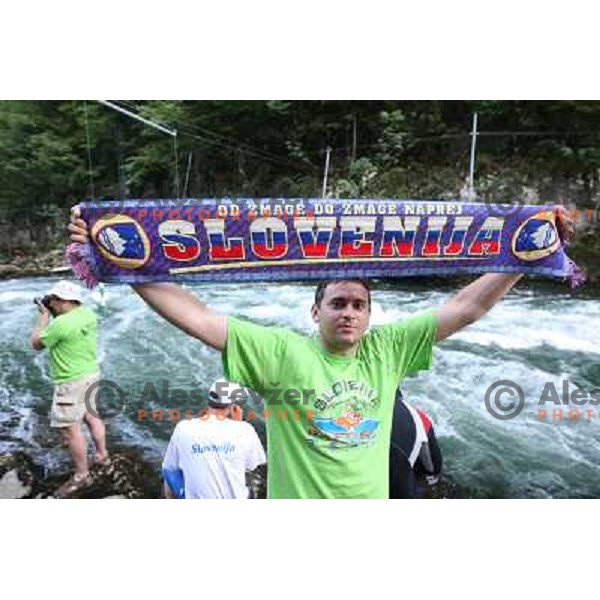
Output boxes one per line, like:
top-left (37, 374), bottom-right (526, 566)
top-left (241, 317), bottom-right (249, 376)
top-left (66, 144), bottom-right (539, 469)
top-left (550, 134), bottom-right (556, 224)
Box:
top-left (352, 114), bottom-right (357, 162)
top-left (322, 146), bottom-right (332, 198)
top-left (173, 130), bottom-right (180, 199)
top-left (183, 151), bottom-right (193, 199)
top-left (468, 112), bottom-right (478, 200)
top-left (83, 100), bottom-right (95, 200)
top-left (115, 123), bottom-right (127, 199)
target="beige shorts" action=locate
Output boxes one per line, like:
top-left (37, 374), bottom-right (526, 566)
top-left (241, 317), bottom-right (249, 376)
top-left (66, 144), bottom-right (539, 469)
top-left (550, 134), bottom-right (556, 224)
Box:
top-left (50, 372), bottom-right (100, 428)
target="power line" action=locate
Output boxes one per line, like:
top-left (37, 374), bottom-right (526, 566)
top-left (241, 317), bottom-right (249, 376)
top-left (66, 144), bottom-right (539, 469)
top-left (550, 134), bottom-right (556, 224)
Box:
top-left (175, 119), bottom-right (289, 164)
top-left (112, 101), bottom-right (316, 172)
top-left (98, 100), bottom-right (181, 198)
top-left (98, 100), bottom-right (177, 137)
top-left (176, 127), bottom-right (316, 173)
top-left (125, 101), bottom-right (318, 172)
top-left (328, 129), bottom-right (600, 155)
top-left (173, 123), bottom-right (317, 172)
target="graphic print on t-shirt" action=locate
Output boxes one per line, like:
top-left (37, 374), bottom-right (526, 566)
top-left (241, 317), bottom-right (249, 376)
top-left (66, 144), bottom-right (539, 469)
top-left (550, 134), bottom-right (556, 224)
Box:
top-left (308, 379), bottom-right (380, 449)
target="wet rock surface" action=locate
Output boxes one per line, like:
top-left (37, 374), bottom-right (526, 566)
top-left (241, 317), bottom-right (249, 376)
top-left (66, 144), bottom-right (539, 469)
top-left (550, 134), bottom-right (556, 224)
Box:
top-left (0, 450), bottom-right (161, 499)
top-left (0, 247), bottom-right (69, 280)
top-left (0, 451), bottom-right (462, 499)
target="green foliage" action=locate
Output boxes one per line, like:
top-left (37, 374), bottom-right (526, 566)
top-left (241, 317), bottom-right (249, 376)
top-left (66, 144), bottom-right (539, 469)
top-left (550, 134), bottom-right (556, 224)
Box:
top-left (334, 158), bottom-right (380, 198)
top-left (377, 109), bottom-right (407, 164)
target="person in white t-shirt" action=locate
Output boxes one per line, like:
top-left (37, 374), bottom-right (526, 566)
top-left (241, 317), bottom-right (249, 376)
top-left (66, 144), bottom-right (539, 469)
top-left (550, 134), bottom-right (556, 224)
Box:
top-left (162, 379), bottom-right (266, 499)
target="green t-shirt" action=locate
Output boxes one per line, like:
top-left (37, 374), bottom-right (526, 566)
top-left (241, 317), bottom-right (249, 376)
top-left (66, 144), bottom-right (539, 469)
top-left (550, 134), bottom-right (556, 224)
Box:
top-left (223, 310), bottom-right (437, 499)
top-left (39, 306), bottom-right (99, 383)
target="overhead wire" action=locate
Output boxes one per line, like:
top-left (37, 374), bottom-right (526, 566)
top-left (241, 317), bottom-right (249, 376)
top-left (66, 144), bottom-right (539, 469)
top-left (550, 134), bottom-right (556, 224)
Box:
top-left (109, 100), bottom-right (318, 173)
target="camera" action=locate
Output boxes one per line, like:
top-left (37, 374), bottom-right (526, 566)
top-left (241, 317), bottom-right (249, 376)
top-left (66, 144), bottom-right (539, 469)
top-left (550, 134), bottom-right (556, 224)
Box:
top-left (33, 295), bottom-right (56, 316)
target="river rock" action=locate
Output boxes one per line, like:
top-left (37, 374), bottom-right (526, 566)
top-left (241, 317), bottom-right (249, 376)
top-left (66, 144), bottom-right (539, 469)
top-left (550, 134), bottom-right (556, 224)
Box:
top-left (0, 264), bottom-right (22, 278)
top-left (0, 450), bottom-right (161, 499)
top-left (0, 453), bottom-right (40, 498)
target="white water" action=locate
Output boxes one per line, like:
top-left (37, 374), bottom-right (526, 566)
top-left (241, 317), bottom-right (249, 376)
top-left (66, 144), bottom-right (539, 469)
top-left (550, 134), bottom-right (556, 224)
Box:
top-left (1, 276), bottom-right (599, 497)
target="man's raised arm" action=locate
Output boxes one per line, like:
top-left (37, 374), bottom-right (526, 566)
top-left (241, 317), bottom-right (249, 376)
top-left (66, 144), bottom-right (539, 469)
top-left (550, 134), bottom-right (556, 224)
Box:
top-left (68, 207), bottom-right (227, 352)
top-left (434, 273), bottom-right (522, 342)
top-left (132, 283), bottom-right (227, 351)
top-left (434, 205), bottom-right (575, 342)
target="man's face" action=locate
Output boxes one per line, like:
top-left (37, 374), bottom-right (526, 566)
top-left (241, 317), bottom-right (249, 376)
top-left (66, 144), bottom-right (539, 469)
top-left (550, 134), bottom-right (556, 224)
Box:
top-left (311, 281), bottom-right (370, 353)
top-left (48, 297), bottom-right (64, 315)
top-left (49, 297), bottom-right (74, 316)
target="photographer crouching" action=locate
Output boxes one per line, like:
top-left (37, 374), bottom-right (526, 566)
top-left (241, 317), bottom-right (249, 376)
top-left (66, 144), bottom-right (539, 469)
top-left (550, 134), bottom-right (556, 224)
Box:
top-left (30, 280), bottom-right (109, 497)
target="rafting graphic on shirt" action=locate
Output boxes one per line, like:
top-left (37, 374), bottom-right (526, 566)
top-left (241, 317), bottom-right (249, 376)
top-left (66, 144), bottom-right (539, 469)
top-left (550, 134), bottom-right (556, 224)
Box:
top-left (308, 379), bottom-right (381, 449)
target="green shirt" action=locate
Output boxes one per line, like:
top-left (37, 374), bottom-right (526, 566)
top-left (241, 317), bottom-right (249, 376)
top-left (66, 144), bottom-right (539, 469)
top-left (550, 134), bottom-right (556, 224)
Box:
top-left (40, 306), bottom-right (99, 383)
top-left (223, 310), bottom-right (437, 499)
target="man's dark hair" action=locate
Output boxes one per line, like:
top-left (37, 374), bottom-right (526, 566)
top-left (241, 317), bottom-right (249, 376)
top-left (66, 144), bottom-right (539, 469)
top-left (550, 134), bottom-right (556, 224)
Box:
top-left (313, 279), bottom-right (371, 308)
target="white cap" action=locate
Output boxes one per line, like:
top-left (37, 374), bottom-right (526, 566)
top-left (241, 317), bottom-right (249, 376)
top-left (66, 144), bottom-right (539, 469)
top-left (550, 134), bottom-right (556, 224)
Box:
top-left (48, 280), bottom-right (84, 303)
top-left (208, 379), bottom-right (247, 406)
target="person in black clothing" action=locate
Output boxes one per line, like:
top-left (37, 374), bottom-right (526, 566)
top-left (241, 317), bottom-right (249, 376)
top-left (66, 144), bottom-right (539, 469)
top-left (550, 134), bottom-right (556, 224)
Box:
top-left (389, 389), bottom-right (443, 498)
